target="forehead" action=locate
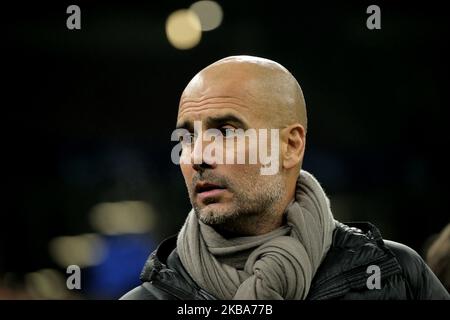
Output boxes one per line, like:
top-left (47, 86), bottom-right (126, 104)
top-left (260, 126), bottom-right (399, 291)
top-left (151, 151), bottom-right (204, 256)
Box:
top-left (177, 72), bottom-right (264, 125)
top-left (178, 95), bottom-right (250, 122)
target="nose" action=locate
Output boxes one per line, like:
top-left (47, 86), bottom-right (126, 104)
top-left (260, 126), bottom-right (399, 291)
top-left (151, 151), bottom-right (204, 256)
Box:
top-left (191, 134), bottom-right (217, 172)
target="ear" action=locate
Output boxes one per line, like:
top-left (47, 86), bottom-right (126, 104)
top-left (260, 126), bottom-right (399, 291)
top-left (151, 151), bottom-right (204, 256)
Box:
top-left (281, 124), bottom-right (306, 170)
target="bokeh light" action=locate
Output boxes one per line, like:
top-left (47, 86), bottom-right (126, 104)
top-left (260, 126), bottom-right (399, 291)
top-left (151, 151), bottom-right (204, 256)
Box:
top-left (190, 1), bottom-right (223, 31)
top-left (165, 9), bottom-right (202, 50)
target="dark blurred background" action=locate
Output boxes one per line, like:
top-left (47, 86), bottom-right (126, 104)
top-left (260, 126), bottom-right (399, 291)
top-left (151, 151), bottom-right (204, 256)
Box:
top-left (2, 0), bottom-right (449, 299)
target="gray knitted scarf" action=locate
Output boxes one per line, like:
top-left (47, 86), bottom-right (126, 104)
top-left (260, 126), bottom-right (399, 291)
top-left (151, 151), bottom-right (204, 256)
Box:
top-left (176, 170), bottom-right (336, 300)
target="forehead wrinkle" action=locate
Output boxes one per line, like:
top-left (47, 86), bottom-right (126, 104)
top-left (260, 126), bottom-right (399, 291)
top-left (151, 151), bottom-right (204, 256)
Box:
top-left (178, 100), bottom-right (250, 119)
top-left (180, 95), bottom-right (248, 105)
top-left (179, 97), bottom-right (250, 113)
top-left (178, 102), bottom-right (249, 118)
top-left (178, 104), bottom-right (250, 123)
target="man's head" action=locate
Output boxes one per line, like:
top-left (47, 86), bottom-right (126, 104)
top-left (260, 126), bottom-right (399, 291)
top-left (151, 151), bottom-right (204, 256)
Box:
top-left (176, 55), bottom-right (307, 236)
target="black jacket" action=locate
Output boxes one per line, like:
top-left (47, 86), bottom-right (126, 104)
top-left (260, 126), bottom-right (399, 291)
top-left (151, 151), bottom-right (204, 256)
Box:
top-left (121, 222), bottom-right (449, 300)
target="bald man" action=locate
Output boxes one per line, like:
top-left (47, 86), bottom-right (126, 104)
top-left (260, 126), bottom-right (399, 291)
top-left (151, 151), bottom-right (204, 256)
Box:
top-left (121, 56), bottom-right (449, 300)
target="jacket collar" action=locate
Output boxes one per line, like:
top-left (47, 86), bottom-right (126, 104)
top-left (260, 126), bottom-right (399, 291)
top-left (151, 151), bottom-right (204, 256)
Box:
top-left (139, 234), bottom-right (217, 300)
top-left (306, 221), bottom-right (402, 299)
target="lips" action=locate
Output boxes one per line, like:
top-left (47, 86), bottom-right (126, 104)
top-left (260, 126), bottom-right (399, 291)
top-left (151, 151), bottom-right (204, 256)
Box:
top-left (195, 182), bottom-right (225, 194)
top-left (194, 182), bottom-right (227, 202)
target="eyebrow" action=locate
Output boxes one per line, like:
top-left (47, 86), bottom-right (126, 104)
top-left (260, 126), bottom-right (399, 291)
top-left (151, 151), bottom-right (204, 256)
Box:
top-left (176, 114), bottom-right (249, 131)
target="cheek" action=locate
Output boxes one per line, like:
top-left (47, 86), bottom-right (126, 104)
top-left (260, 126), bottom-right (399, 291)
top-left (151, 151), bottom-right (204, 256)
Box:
top-left (225, 164), bottom-right (262, 188)
top-left (224, 137), bottom-right (261, 166)
top-left (180, 164), bottom-right (193, 185)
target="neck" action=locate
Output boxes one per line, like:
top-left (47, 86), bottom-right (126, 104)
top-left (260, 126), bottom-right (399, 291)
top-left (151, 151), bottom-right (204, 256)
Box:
top-left (213, 196), bottom-right (294, 238)
top-left (214, 213), bottom-right (285, 238)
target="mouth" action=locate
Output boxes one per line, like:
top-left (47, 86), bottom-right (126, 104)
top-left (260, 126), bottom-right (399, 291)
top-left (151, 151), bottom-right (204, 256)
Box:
top-left (195, 182), bottom-right (227, 200)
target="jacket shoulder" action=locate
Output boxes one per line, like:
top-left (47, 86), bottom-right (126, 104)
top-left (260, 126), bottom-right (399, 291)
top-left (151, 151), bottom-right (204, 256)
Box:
top-left (120, 234), bottom-right (216, 300)
top-left (120, 282), bottom-right (177, 300)
top-left (309, 221), bottom-right (449, 300)
top-left (384, 240), bottom-right (449, 299)
top-left (308, 221), bottom-right (402, 299)
top-left (120, 284), bottom-right (156, 300)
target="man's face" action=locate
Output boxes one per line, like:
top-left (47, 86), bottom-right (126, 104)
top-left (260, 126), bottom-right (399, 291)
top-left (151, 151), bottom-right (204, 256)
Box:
top-left (176, 71), bottom-right (284, 227)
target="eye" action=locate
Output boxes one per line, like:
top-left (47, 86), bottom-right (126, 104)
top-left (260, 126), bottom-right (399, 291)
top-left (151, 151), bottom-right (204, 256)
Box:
top-left (220, 126), bottom-right (238, 138)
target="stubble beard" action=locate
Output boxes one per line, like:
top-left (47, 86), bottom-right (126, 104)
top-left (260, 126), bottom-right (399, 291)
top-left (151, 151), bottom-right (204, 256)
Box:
top-left (191, 174), bottom-right (285, 233)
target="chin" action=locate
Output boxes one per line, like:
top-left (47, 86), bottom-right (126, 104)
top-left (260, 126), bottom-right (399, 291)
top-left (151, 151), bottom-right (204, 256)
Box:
top-left (197, 203), bottom-right (238, 225)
